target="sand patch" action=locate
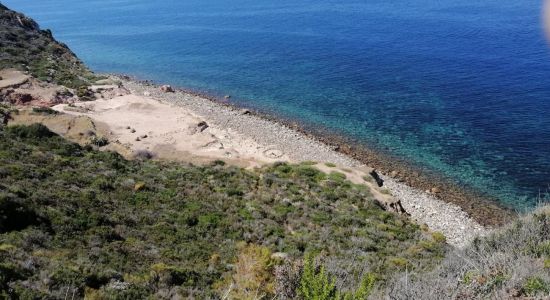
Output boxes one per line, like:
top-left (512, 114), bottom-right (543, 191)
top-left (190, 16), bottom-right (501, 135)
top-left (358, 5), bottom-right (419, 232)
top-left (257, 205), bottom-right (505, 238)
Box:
top-left (52, 95), bottom-right (290, 167)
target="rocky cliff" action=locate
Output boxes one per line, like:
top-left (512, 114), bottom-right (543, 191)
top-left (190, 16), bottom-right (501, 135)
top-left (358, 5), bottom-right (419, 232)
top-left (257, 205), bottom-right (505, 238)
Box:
top-left (0, 3), bottom-right (94, 89)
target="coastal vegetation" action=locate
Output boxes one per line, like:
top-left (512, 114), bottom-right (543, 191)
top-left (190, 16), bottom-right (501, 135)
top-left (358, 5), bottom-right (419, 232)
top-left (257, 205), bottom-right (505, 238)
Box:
top-left (0, 3), bottom-right (97, 89)
top-left (1, 3), bottom-right (550, 300)
top-left (1, 123), bottom-right (548, 299)
top-left (0, 123), bottom-right (446, 298)
top-left (386, 205), bottom-right (550, 299)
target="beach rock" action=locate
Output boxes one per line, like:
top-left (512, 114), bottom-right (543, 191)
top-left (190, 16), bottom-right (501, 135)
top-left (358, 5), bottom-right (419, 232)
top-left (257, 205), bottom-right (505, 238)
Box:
top-left (130, 129), bottom-right (136, 133)
top-left (240, 109), bottom-right (251, 115)
top-left (90, 85), bottom-right (118, 93)
top-left (143, 91), bottom-right (151, 97)
top-left (431, 187), bottom-right (441, 194)
top-left (134, 182), bottom-right (146, 191)
top-left (160, 85), bottom-right (174, 93)
top-left (224, 95), bottom-right (231, 99)
top-left (263, 148), bottom-right (284, 159)
top-left (7, 92), bottom-right (35, 104)
top-left (374, 197), bottom-right (408, 215)
top-left (369, 169), bottom-right (384, 187)
top-left (197, 121), bottom-right (209, 132)
top-left (140, 134), bottom-right (148, 139)
top-left (134, 149), bottom-right (155, 160)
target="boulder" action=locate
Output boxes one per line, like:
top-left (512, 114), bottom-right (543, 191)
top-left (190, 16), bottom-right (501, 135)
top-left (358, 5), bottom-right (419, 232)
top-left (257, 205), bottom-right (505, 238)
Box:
top-left (374, 197), bottom-right (408, 215)
top-left (89, 85), bottom-right (118, 92)
top-left (134, 182), bottom-right (146, 191)
top-left (369, 169), bottom-right (384, 187)
top-left (8, 93), bottom-right (34, 104)
top-left (160, 85), bottom-right (174, 93)
top-left (197, 121), bottom-right (209, 132)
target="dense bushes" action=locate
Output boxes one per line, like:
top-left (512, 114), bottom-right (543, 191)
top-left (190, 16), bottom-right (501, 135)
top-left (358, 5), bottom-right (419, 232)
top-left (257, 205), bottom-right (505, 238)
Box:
top-left (386, 205), bottom-right (550, 299)
top-left (5, 123), bottom-right (55, 139)
top-left (0, 104), bottom-right (15, 128)
top-left (0, 124), bottom-right (445, 298)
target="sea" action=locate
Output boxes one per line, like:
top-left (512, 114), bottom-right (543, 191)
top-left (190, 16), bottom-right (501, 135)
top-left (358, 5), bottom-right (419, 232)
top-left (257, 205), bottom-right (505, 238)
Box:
top-left (4, 0), bottom-right (550, 209)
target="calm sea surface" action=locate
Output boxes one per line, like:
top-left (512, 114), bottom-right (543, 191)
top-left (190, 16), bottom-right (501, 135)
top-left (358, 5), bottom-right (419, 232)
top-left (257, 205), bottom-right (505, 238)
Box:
top-left (5, 0), bottom-right (550, 209)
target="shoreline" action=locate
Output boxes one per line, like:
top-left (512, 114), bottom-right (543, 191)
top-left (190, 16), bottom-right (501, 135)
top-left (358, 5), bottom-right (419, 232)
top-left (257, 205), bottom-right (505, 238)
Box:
top-left (2, 67), bottom-right (510, 247)
top-left (2, 66), bottom-right (513, 247)
top-left (105, 75), bottom-right (506, 247)
top-left (116, 75), bottom-right (514, 227)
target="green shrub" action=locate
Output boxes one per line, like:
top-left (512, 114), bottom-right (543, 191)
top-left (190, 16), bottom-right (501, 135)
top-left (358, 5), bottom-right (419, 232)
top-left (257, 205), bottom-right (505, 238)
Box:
top-left (299, 253), bottom-right (338, 300)
top-left (432, 232), bottom-right (446, 243)
top-left (31, 107), bottom-right (58, 115)
top-left (6, 123), bottom-right (55, 139)
top-left (522, 277), bottom-right (550, 296)
top-left (90, 136), bottom-right (109, 147)
top-left (328, 171), bottom-right (347, 182)
top-left (77, 86), bottom-right (94, 101)
top-left (218, 243), bottom-right (276, 299)
top-left (299, 254), bottom-right (376, 300)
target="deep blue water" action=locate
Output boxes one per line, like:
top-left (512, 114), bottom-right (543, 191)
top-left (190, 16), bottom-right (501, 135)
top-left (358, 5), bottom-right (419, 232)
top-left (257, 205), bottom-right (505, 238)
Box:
top-left (4, 0), bottom-right (550, 209)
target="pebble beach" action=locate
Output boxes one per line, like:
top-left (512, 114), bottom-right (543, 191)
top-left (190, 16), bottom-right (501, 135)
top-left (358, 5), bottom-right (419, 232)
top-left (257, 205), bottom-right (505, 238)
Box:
top-left (115, 77), bottom-right (494, 247)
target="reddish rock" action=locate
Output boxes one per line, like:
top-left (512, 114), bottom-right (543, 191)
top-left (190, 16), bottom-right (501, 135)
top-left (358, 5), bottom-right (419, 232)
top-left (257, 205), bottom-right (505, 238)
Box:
top-left (8, 93), bottom-right (35, 104)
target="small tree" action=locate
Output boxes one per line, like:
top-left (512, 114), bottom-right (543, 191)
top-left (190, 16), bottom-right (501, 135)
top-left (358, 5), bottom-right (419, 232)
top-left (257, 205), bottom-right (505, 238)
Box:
top-left (299, 253), bottom-right (376, 300)
top-left (299, 253), bottom-right (338, 300)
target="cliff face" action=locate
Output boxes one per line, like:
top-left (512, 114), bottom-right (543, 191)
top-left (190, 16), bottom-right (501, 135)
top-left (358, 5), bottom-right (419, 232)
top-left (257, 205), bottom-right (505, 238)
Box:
top-left (0, 4), bottom-right (94, 88)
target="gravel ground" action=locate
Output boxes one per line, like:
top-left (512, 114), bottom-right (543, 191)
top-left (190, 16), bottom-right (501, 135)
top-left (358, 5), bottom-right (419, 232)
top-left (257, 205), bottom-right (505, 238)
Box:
top-left (120, 78), bottom-right (489, 247)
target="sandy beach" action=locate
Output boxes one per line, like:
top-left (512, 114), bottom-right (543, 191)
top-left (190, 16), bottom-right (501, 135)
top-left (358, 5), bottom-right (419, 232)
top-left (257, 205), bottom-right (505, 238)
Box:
top-left (19, 76), bottom-right (494, 248)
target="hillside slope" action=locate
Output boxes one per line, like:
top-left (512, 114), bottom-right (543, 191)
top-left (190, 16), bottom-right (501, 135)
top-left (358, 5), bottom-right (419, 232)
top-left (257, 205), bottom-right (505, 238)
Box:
top-left (0, 3), bottom-right (94, 89)
top-left (386, 205), bottom-right (550, 299)
top-left (0, 123), bottom-right (446, 298)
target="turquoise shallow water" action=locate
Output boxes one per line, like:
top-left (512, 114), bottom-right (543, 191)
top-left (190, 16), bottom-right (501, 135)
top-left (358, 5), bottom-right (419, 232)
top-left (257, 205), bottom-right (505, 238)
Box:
top-left (4, 0), bottom-right (550, 209)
